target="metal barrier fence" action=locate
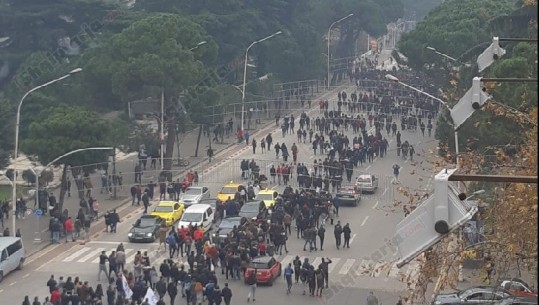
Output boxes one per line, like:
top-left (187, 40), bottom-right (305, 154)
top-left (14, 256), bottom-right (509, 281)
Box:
top-left (272, 79), bottom-right (323, 98)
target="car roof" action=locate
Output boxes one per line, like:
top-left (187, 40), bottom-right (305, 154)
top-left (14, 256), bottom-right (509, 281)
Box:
top-left (185, 186), bottom-right (203, 190)
top-left (251, 256), bottom-right (274, 263)
top-left (357, 174), bottom-right (373, 179)
top-left (140, 215), bottom-right (161, 220)
top-left (157, 201), bottom-right (178, 206)
top-left (0, 237), bottom-right (22, 247)
top-left (223, 181), bottom-right (241, 187)
top-left (257, 189), bottom-right (276, 194)
top-left (184, 204), bottom-right (211, 212)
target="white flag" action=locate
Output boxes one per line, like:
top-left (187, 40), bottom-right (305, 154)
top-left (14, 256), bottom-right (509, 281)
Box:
top-left (122, 274), bottom-right (133, 299)
top-left (143, 287), bottom-right (159, 305)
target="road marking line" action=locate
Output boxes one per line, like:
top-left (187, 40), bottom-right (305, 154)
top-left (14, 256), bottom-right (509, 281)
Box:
top-left (372, 261), bottom-right (386, 277)
top-left (349, 233), bottom-right (357, 245)
top-left (77, 248), bottom-right (105, 263)
top-left (22, 273), bottom-right (30, 278)
top-left (88, 241), bottom-right (159, 246)
top-left (63, 247), bottom-right (92, 262)
top-left (92, 248), bottom-right (117, 263)
top-left (311, 257), bottom-right (322, 267)
top-left (365, 165), bottom-right (371, 170)
top-left (8, 282), bottom-right (16, 286)
top-left (338, 259), bottom-right (355, 275)
top-left (372, 201), bottom-right (379, 210)
top-left (382, 187), bottom-right (388, 196)
top-left (327, 258), bottom-right (341, 273)
top-left (360, 216), bottom-right (369, 226)
top-left (279, 255), bottom-right (294, 268)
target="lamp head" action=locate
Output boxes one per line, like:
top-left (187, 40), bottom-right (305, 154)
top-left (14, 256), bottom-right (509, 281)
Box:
top-left (69, 68), bottom-right (83, 74)
top-left (197, 41), bottom-right (207, 46)
top-left (385, 74), bottom-right (399, 82)
top-left (426, 46), bottom-right (436, 51)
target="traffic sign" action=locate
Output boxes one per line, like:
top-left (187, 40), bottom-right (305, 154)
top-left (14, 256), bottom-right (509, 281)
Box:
top-left (35, 209), bottom-right (43, 217)
top-left (25, 209), bottom-right (32, 216)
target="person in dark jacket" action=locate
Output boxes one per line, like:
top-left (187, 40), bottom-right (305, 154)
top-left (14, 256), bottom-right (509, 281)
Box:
top-left (343, 223), bottom-right (352, 248)
top-left (167, 281), bottom-right (178, 305)
top-left (221, 283), bottom-right (232, 305)
top-left (212, 285), bottom-right (222, 305)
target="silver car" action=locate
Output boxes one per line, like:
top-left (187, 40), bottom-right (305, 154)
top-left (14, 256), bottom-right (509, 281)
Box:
top-left (179, 186), bottom-right (210, 206)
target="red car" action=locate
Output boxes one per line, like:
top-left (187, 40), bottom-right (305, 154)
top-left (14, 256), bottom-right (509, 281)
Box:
top-left (244, 256), bottom-right (282, 286)
top-left (499, 278), bottom-right (538, 297)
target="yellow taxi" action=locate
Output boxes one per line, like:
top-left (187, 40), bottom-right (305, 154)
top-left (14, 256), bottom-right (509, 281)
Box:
top-left (216, 181), bottom-right (242, 202)
top-left (255, 189), bottom-right (279, 208)
top-left (150, 201), bottom-right (185, 226)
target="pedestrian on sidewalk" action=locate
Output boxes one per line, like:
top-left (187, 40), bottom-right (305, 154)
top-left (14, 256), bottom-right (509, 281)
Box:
top-left (260, 138), bottom-right (266, 153)
top-left (222, 283), bottom-right (232, 305)
top-left (251, 139), bottom-right (257, 154)
top-left (207, 147), bottom-right (214, 163)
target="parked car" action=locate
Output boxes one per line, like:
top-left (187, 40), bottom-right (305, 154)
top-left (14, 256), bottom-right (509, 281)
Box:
top-left (213, 216), bottom-right (248, 242)
top-left (217, 181), bottom-right (243, 202)
top-left (128, 215), bottom-right (165, 243)
top-left (334, 186), bottom-right (361, 207)
top-left (254, 189), bottom-right (279, 208)
top-left (433, 286), bottom-right (513, 305)
top-left (150, 201), bottom-right (185, 226)
top-left (239, 200), bottom-right (268, 220)
top-left (494, 296), bottom-right (538, 305)
top-left (179, 186), bottom-right (210, 207)
top-left (244, 256), bottom-right (281, 286)
top-left (177, 204), bottom-right (214, 232)
top-left (354, 174), bottom-right (378, 193)
top-left (499, 278), bottom-right (538, 297)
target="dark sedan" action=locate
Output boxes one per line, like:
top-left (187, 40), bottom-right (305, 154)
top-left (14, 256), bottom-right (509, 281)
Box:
top-left (213, 216), bottom-right (248, 242)
top-left (433, 286), bottom-right (513, 305)
top-left (334, 187), bottom-right (361, 207)
top-left (128, 215), bottom-right (165, 243)
top-left (239, 200), bottom-right (267, 220)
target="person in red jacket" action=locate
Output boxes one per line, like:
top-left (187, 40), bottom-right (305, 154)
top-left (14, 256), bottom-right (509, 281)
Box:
top-left (64, 217), bottom-right (75, 242)
top-left (50, 287), bottom-right (61, 304)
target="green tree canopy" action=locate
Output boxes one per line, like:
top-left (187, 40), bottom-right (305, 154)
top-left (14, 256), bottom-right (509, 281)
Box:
top-left (20, 105), bottom-right (127, 166)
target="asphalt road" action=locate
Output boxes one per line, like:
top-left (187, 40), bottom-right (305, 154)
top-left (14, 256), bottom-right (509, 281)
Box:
top-left (0, 83), bottom-right (441, 305)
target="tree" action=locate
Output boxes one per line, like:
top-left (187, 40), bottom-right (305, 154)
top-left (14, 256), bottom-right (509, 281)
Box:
top-left (82, 13), bottom-right (214, 170)
top-left (21, 169), bottom-right (36, 186)
top-left (20, 105), bottom-right (127, 211)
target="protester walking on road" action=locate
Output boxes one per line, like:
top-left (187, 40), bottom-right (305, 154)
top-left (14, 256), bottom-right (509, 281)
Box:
top-left (207, 146), bottom-right (214, 163)
top-left (246, 269), bottom-right (257, 302)
top-left (343, 223), bottom-right (352, 248)
top-left (334, 221), bottom-right (343, 250)
top-left (222, 283), bottom-right (232, 305)
top-left (97, 251), bottom-right (109, 282)
top-left (392, 164), bottom-right (401, 184)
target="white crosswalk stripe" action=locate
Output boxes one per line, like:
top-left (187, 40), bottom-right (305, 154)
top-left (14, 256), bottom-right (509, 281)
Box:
top-left (327, 258), bottom-right (341, 273)
top-left (77, 248), bottom-right (105, 263)
top-left (63, 247), bottom-right (92, 262)
top-left (338, 259), bottom-right (355, 275)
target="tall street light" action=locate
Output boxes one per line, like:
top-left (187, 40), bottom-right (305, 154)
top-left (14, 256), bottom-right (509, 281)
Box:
top-left (327, 13), bottom-right (354, 89)
top-left (159, 41), bottom-right (208, 168)
top-left (385, 74), bottom-right (460, 155)
top-left (241, 31), bottom-right (282, 132)
top-left (11, 68), bottom-right (82, 236)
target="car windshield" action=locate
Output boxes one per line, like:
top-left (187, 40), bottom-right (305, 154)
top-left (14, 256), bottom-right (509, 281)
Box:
top-left (249, 262), bottom-right (269, 269)
top-left (154, 206), bottom-right (174, 213)
top-left (256, 193), bottom-right (274, 201)
top-left (242, 204), bottom-right (260, 213)
top-left (184, 188), bottom-right (201, 195)
top-left (220, 219), bottom-right (240, 228)
top-left (181, 213), bottom-right (202, 222)
top-left (136, 218), bottom-right (157, 227)
top-left (356, 177), bottom-right (372, 183)
top-left (220, 186), bottom-right (237, 194)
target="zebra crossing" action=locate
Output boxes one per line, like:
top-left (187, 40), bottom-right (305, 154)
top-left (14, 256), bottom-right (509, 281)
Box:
top-left (59, 246), bottom-right (161, 264)
top-left (57, 246), bottom-right (419, 283)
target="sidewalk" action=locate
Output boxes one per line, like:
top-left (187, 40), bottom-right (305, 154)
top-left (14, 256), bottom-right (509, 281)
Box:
top-left (15, 78), bottom-right (351, 256)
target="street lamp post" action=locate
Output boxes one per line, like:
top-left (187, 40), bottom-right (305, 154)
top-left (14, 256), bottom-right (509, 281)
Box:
top-left (327, 14), bottom-right (353, 89)
top-left (385, 74), bottom-right (460, 155)
top-left (11, 68), bottom-right (82, 236)
top-left (241, 31), bottom-right (282, 132)
top-left (189, 41), bottom-right (207, 51)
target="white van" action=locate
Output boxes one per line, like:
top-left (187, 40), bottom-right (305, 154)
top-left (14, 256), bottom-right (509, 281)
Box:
top-left (177, 204), bottom-right (214, 232)
top-left (0, 237), bottom-right (25, 282)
